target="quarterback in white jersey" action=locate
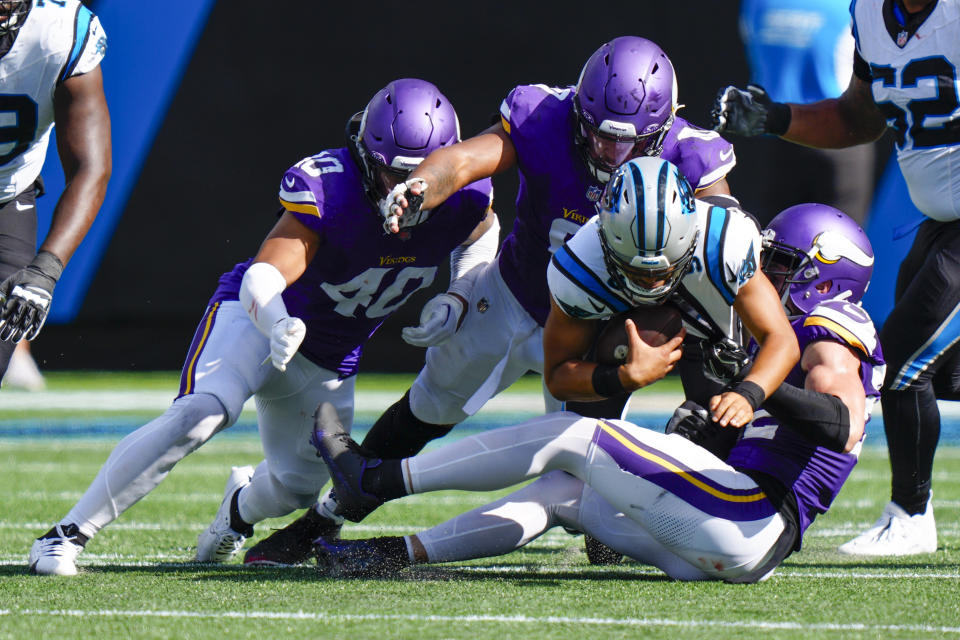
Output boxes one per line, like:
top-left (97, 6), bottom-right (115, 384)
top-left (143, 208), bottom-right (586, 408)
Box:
top-left (713, 0), bottom-right (959, 557)
top-left (543, 157), bottom-right (798, 433)
top-left (0, 0), bottom-right (110, 375)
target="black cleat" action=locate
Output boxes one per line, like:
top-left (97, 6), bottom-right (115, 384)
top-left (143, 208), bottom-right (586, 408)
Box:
top-left (310, 402), bottom-right (386, 522)
top-left (584, 535), bottom-right (624, 565)
top-left (244, 508), bottom-right (342, 566)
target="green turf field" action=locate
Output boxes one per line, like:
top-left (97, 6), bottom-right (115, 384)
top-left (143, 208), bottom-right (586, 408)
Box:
top-left (2, 373), bottom-right (959, 639)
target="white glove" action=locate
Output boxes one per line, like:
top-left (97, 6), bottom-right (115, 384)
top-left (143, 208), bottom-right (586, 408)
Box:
top-left (380, 178), bottom-right (430, 234)
top-left (269, 317), bottom-right (306, 371)
top-left (401, 293), bottom-right (465, 347)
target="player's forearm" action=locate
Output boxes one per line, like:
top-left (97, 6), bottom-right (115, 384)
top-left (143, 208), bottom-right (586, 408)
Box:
top-left (781, 98), bottom-right (886, 149)
top-left (545, 360), bottom-right (623, 402)
top-left (744, 331), bottom-right (801, 399)
top-left (39, 167), bottom-right (109, 264)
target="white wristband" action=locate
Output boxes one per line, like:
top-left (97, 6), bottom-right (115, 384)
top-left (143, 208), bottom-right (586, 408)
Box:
top-left (239, 261), bottom-right (290, 337)
top-left (450, 212), bottom-right (499, 281)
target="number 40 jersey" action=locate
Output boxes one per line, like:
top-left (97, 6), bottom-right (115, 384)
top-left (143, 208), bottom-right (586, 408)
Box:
top-left (852, 0), bottom-right (960, 220)
top-left (0, 0), bottom-right (106, 202)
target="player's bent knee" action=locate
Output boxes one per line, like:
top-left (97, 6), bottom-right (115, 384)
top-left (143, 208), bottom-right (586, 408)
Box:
top-left (167, 393), bottom-right (229, 445)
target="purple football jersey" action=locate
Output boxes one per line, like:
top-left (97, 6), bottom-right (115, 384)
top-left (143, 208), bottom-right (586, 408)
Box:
top-left (211, 147), bottom-right (492, 377)
top-left (496, 84), bottom-right (735, 326)
top-left (729, 300), bottom-right (886, 545)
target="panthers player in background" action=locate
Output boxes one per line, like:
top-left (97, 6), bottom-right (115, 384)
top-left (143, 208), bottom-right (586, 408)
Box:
top-left (713, 0), bottom-right (957, 556)
top-left (246, 35), bottom-right (740, 566)
top-left (28, 79), bottom-right (498, 576)
top-left (310, 202), bottom-right (882, 583)
top-left (0, 0), bottom-right (110, 374)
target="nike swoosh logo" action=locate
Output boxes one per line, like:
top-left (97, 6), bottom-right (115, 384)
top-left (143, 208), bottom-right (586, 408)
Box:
top-left (284, 176), bottom-right (296, 189)
top-left (14, 201), bottom-right (32, 211)
top-left (588, 298), bottom-right (605, 313)
top-left (719, 148), bottom-right (734, 162)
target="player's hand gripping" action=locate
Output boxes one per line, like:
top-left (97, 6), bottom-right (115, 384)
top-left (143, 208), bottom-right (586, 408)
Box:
top-left (380, 178), bottom-right (429, 234)
top-left (665, 400), bottom-right (722, 446)
top-left (402, 292), bottom-right (466, 347)
top-left (712, 84), bottom-right (789, 137)
top-left (268, 317), bottom-right (306, 372)
top-left (620, 319), bottom-right (685, 390)
top-left (0, 251), bottom-right (63, 343)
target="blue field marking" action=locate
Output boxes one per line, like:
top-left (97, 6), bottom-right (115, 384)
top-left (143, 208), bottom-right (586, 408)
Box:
top-left (3, 413), bottom-right (959, 445)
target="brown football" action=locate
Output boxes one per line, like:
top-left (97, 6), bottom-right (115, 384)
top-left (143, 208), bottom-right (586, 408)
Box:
top-left (593, 303), bottom-right (683, 366)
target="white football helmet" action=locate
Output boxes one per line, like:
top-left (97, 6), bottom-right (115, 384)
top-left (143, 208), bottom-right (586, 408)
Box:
top-left (597, 157), bottom-right (699, 305)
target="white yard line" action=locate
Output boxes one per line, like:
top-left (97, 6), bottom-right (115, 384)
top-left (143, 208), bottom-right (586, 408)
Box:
top-left (0, 608), bottom-right (958, 634)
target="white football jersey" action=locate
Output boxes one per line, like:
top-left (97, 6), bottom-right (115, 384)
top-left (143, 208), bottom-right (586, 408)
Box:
top-left (547, 200), bottom-right (761, 341)
top-left (0, 0), bottom-right (106, 202)
top-left (852, 0), bottom-right (960, 220)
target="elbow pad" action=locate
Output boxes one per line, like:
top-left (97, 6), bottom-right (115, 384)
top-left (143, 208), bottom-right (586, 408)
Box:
top-left (239, 261), bottom-right (290, 337)
top-left (762, 382), bottom-right (851, 453)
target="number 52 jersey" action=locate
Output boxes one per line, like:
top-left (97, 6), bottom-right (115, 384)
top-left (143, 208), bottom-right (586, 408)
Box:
top-left (852, 0), bottom-right (960, 220)
top-left (0, 0), bottom-right (106, 201)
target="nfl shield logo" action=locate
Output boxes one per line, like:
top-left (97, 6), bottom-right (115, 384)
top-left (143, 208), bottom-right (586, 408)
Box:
top-left (896, 30), bottom-right (909, 47)
top-left (586, 185), bottom-right (602, 202)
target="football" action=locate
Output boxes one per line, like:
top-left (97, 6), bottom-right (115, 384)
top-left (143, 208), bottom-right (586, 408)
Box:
top-left (593, 303), bottom-right (684, 366)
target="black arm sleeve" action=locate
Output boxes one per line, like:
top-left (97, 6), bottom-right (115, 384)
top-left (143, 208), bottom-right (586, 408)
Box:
top-left (762, 382), bottom-right (851, 453)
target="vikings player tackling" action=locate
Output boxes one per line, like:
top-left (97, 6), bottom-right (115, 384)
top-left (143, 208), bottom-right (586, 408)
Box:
top-left (248, 36), bottom-right (741, 566)
top-left (28, 79), bottom-right (497, 576)
top-left (310, 203), bottom-right (884, 583)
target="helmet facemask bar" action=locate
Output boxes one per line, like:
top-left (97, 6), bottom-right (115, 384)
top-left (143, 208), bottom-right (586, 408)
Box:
top-left (599, 226), bottom-right (697, 305)
top-left (574, 97), bottom-right (674, 182)
top-left (760, 234), bottom-right (818, 309)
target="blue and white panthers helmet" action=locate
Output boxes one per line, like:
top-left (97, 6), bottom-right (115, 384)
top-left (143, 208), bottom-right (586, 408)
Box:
top-left (597, 157), bottom-right (698, 305)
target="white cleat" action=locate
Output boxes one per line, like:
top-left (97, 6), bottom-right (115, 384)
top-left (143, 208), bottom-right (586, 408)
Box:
top-left (838, 499), bottom-right (937, 556)
top-left (28, 523), bottom-right (85, 576)
top-left (195, 465), bottom-right (255, 563)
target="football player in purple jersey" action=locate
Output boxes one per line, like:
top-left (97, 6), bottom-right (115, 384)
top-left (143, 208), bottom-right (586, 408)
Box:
top-left (246, 36), bottom-right (743, 567)
top-left (308, 204), bottom-right (885, 583)
top-left (27, 79), bottom-right (499, 576)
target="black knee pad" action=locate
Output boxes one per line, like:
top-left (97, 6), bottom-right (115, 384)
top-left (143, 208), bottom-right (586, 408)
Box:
top-left (360, 391), bottom-right (455, 458)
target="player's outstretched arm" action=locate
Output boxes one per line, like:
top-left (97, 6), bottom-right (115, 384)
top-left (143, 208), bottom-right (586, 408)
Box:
top-left (781, 74), bottom-right (887, 149)
top-left (0, 67), bottom-right (111, 343)
top-left (711, 270), bottom-right (799, 427)
top-left (239, 212), bottom-right (320, 371)
top-left (543, 299), bottom-right (684, 402)
top-left (383, 124), bottom-right (517, 233)
top-left (43, 66), bottom-right (111, 265)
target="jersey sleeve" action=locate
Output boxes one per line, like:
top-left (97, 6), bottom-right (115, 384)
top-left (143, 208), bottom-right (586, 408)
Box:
top-left (664, 118), bottom-right (736, 190)
top-left (700, 205), bottom-right (760, 305)
top-left (278, 162), bottom-right (325, 233)
top-left (60, 7), bottom-right (106, 82)
top-left (798, 299), bottom-right (881, 361)
top-left (440, 177), bottom-right (494, 226)
top-left (547, 222), bottom-right (631, 320)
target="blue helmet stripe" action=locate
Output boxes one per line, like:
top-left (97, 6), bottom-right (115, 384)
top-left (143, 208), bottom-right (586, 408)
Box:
top-left (552, 247), bottom-right (631, 313)
top-left (704, 206), bottom-right (736, 305)
top-left (629, 161), bottom-right (645, 254)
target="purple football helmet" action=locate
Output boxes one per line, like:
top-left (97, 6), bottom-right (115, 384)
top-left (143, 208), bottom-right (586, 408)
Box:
top-left (349, 78), bottom-right (460, 201)
top-left (574, 36), bottom-right (679, 183)
top-left (761, 203), bottom-right (874, 314)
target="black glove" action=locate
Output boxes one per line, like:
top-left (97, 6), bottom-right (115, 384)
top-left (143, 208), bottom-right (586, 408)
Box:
top-left (0, 250), bottom-right (63, 343)
top-left (711, 84), bottom-right (791, 136)
top-left (704, 337), bottom-right (752, 384)
top-left (665, 400), bottom-right (722, 447)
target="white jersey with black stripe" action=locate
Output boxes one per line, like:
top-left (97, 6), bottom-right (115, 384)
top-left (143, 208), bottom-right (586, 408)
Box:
top-left (852, 0), bottom-right (960, 220)
top-left (0, 0), bottom-right (106, 202)
top-left (546, 200), bottom-right (761, 341)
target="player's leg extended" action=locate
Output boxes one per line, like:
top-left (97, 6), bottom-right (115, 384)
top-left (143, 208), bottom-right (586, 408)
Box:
top-left (30, 302), bottom-right (267, 574)
top-left (583, 421), bottom-right (784, 581)
top-left (238, 363), bottom-right (355, 524)
top-left (844, 220), bottom-right (960, 555)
